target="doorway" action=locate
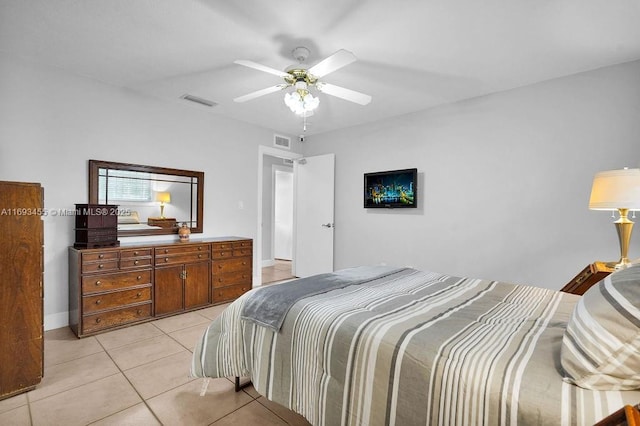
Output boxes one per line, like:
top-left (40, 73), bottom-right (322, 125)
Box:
top-left (262, 163), bottom-right (295, 284)
top-left (256, 146), bottom-right (302, 286)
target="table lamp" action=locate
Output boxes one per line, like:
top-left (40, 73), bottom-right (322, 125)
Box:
top-left (589, 168), bottom-right (640, 268)
top-left (155, 192), bottom-right (171, 218)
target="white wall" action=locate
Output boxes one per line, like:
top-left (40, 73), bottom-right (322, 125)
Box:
top-left (0, 53), bottom-right (300, 330)
top-left (302, 60), bottom-right (640, 290)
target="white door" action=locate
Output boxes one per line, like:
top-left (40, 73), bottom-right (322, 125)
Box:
top-left (293, 153), bottom-right (335, 277)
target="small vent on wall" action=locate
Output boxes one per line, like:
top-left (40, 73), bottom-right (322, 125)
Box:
top-left (273, 134), bottom-right (291, 150)
top-left (283, 158), bottom-right (294, 166)
top-left (180, 94), bottom-right (218, 108)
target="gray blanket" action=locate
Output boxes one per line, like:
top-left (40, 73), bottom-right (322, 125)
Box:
top-left (240, 265), bottom-right (408, 331)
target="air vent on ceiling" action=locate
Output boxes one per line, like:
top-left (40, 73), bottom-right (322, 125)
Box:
top-left (273, 134), bottom-right (291, 150)
top-left (283, 158), bottom-right (294, 166)
top-left (180, 94), bottom-right (218, 108)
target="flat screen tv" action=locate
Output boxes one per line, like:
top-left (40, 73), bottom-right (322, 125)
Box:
top-left (364, 168), bottom-right (417, 208)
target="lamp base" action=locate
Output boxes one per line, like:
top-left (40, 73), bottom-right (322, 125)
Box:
top-left (603, 258), bottom-right (632, 270)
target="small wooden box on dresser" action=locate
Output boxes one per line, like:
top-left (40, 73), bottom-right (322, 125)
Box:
top-left (69, 237), bottom-right (252, 337)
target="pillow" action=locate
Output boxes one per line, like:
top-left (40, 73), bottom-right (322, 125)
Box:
top-left (117, 210), bottom-right (140, 224)
top-left (561, 263), bottom-right (640, 390)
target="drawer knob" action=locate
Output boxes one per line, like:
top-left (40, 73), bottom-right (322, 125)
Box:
top-left (242, 287), bottom-right (246, 291)
top-left (134, 251), bottom-right (139, 256)
top-left (198, 246), bottom-right (203, 251)
top-left (137, 309), bottom-right (142, 315)
top-left (165, 258), bottom-right (169, 262)
top-left (198, 254), bottom-right (202, 258)
top-left (221, 252), bottom-right (226, 256)
top-left (242, 262), bottom-right (246, 266)
top-left (218, 292), bottom-right (222, 296)
top-left (218, 265), bottom-right (222, 269)
top-left (136, 292), bottom-right (141, 298)
top-left (95, 299), bottom-right (101, 305)
top-left (137, 275), bottom-right (142, 280)
top-left (134, 260), bottom-right (139, 265)
top-left (95, 280), bottom-right (101, 286)
top-left (165, 249), bottom-right (169, 253)
top-left (95, 318), bottom-right (101, 323)
top-left (218, 278), bottom-right (223, 282)
top-left (98, 264), bottom-right (104, 269)
top-left (98, 254), bottom-right (104, 259)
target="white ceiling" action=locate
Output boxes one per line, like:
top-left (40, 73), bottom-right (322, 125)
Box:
top-left (2, 0), bottom-right (640, 136)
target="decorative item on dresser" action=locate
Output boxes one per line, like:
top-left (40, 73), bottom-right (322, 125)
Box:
top-left (69, 237), bottom-right (252, 337)
top-left (560, 261), bottom-right (614, 295)
top-left (0, 181), bottom-right (44, 400)
top-left (74, 203), bottom-right (119, 249)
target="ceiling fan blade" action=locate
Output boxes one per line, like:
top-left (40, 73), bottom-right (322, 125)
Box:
top-left (316, 82), bottom-right (372, 105)
top-left (308, 49), bottom-right (357, 78)
top-left (234, 60), bottom-right (290, 78)
top-left (234, 84), bottom-right (288, 103)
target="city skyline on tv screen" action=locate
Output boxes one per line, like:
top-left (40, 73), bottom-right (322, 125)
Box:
top-left (364, 169), bottom-right (416, 208)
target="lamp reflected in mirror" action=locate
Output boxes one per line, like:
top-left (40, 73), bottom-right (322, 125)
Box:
top-left (155, 191), bottom-right (171, 218)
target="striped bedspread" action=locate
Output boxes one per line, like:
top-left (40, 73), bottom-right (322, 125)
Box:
top-left (191, 268), bottom-right (640, 425)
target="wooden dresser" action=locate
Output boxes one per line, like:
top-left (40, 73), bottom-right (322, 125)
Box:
top-left (0, 181), bottom-right (44, 399)
top-left (69, 237), bottom-right (252, 337)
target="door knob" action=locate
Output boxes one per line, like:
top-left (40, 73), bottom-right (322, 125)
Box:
top-left (321, 223), bottom-right (334, 228)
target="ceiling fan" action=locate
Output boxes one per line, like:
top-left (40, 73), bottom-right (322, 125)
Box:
top-left (233, 47), bottom-right (372, 113)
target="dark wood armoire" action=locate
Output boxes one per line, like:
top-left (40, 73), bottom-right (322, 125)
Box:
top-left (0, 181), bottom-right (44, 399)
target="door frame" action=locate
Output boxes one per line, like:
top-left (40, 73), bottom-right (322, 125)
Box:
top-left (256, 146), bottom-right (303, 287)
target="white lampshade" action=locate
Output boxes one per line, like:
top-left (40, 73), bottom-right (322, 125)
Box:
top-left (588, 168), bottom-right (640, 211)
top-left (155, 191), bottom-right (171, 204)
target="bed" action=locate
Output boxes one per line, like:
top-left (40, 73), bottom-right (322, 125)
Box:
top-left (191, 265), bottom-right (640, 425)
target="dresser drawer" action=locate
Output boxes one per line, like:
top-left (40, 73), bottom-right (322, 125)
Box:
top-left (120, 248), bottom-right (152, 259)
top-left (82, 251), bottom-right (118, 263)
top-left (83, 287), bottom-right (152, 314)
top-left (212, 284), bottom-right (250, 303)
top-left (82, 270), bottom-right (152, 294)
top-left (211, 242), bottom-right (234, 251)
top-left (120, 257), bottom-right (152, 269)
top-left (82, 303), bottom-right (152, 334)
top-left (155, 252), bottom-right (209, 266)
top-left (212, 271), bottom-right (252, 288)
top-left (155, 244), bottom-right (210, 256)
top-left (232, 241), bottom-right (252, 249)
top-left (232, 248), bottom-right (252, 257)
top-left (211, 250), bottom-right (234, 259)
top-left (81, 260), bottom-right (119, 274)
top-left (212, 257), bottom-right (252, 274)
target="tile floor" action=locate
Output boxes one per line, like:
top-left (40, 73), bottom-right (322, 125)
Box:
top-left (0, 302), bottom-right (311, 425)
top-left (262, 259), bottom-right (295, 284)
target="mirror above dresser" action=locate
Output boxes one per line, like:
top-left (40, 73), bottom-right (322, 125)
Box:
top-left (88, 160), bottom-right (204, 237)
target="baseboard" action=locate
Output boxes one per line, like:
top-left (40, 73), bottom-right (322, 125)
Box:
top-left (262, 259), bottom-right (276, 268)
top-left (45, 311), bottom-right (69, 331)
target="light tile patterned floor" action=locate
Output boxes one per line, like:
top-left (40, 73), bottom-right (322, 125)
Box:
top-left (0, 300), bottom-right (310, 425)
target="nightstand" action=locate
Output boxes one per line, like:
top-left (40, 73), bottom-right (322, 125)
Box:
top-left (147, 217), bottom-right (177, 228)
top-left (561, 262), bottom-right (614, 295)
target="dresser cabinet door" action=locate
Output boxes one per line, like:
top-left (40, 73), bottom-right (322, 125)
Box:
top-left (184, 261), bottom-right (210, 309)
top-left (154, 265), bottom-right (184, 316)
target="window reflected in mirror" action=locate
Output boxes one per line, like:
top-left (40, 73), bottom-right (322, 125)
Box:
top-left (89, 160), bottom-right (204, 236)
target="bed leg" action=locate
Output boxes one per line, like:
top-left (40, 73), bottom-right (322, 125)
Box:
top-left (234, 377), bottom-right (251, 392)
